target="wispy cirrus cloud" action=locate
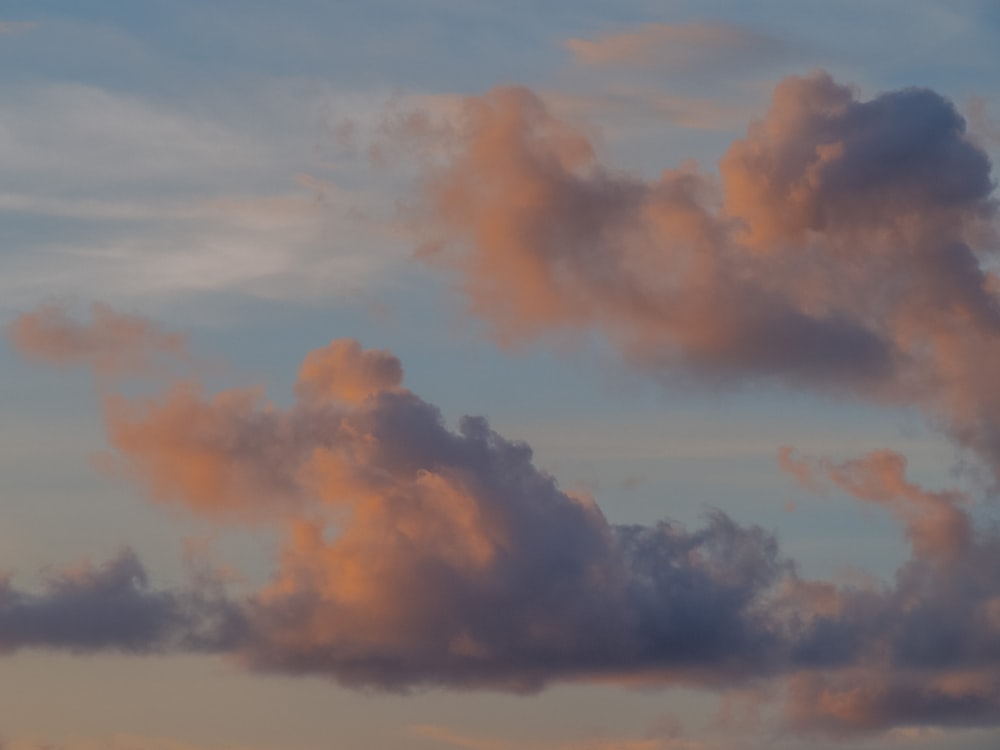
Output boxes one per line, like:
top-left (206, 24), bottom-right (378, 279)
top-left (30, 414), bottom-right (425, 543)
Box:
top-left (0, 82), bottom-right (407, 309)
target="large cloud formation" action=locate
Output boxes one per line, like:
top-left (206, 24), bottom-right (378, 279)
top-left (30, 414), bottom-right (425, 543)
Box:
top-left (8, 67), bottom-right (1000, 738)
top-left (13, 305), bottom-right (1000, 737)
top-left (101, 333), bottom-right (788, 690)
top-left (411, 72), bottom-right (1000, 480)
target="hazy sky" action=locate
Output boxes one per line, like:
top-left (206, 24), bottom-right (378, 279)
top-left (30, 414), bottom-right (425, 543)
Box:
top-left (2, 2), bottom-right (1000, 749)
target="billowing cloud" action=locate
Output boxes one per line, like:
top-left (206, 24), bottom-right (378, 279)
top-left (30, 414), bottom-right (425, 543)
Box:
top-left (409, 72), bottom-right (1000, 484)
top-left (103, 337), bottom-right (788, 690)
top-left (8, 302), bottom-right (189, 377)
top-left (295, 338), bottom-right (403, 404)
top-left (37, 316), bottom-right (1000, 721)
top-left (15, 308), bottom-right (1000, 736)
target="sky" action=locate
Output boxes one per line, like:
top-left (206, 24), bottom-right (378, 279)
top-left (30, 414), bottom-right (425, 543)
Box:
top-left (1, 1), bottom-right (1000, 749)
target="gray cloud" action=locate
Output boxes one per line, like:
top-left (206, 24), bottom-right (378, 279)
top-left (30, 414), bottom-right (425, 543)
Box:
top-left (0, 549), bottom-right (237, 654)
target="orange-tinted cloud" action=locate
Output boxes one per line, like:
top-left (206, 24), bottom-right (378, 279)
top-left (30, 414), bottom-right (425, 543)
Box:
top-left (295, 338), bottom-right (403, 404)
top-left (410, 72), bottom-right (1000, 486)
top-left (779, 447), bottom-right (972, 564)
top-left (14, 311), bottom-right (1000, 735)
top-left (102, 336), bottom-right (787, 689)
top-left (783, 670), bottom-right (1000, 737)
top-left (565, 22), bottom-right (794, 73)
top-left (8, 302), bottom-right (189, 377)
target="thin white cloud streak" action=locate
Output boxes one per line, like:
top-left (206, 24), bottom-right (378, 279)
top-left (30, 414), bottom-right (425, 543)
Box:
top-left (0, 83), bottom-right (461, 308)
top-left (0, 84), bottom-right (268, 189)
top-left (0, 212), bottom-right (393, 308)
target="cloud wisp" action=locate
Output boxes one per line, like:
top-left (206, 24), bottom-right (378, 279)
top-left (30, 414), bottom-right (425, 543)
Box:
top-left (12, 305), bottom-right (1000, 736)
top-left (405, 71), bottom-right (1000, 484)
top-left (565, 22), bottom-right (796, 74)
top-left (8, 302), bottom-right (190, 378)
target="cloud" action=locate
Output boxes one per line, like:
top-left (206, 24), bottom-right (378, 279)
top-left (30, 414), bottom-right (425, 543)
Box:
top-left (565, 22), bottom-right (796, 73)
top-left (0, 548), bottom-right (234, 654)
top-left (769, 448), bottom-right (1000, 735)
top-left (0, 83), bottom-right (403, 309)
top-left (406, 72), bottom-right (1000, 486)
top-left (778, 448), bottom-right (972, 564)
top-left (0, 84), bottom-right (265, 191)
top-left (782, 669), bottom-right (1000, 737)
top-left (8, 303), bottom-right (189, 377)
top-left (101, 336), bottom-right (788, 690)
top-left (15, 308), bottom-right (1000, 736)
top-left (295, 338), bottom-right (403, 404)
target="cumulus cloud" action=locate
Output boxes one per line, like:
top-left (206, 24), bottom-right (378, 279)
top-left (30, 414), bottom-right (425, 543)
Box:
top-left (295, 338), bottom-right (403, 404)
top-left (408, 72), bottom-right (1000, 484)
top-left (15, 307), bottom-right (1000, 736)
top-left (101, 336), bottom-right (788, 690)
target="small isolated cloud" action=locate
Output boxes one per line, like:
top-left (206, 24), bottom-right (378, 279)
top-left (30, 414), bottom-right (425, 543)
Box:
top-left (8, 302), bottom-right (190, 378)
top-left (565, 22), bottom-right (796, 73)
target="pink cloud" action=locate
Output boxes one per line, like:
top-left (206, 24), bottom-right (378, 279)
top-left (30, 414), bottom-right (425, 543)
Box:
top-left (565, 22), bottom-right (795, 73)
top-left (407, 72), bottom-right (1000, 488)
top-left (9, 302), bottom-right (189, 377)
